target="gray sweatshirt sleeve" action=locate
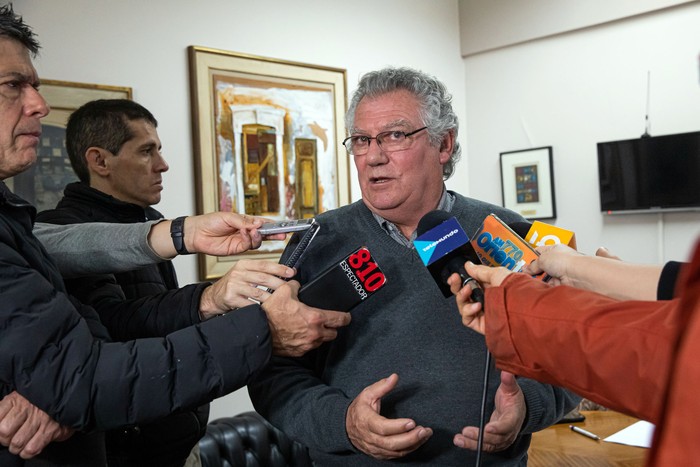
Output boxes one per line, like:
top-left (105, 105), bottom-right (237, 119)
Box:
top-left (33, 221), bottom-right (166, 278)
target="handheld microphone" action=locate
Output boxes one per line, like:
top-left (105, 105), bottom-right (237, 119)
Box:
top-left (254, 223), bottom-right (322, 296)
top-left (470, 214), bottom-right (546, 280)
top-left (281, 221), bottom-right (321, 269)
top-left (507, 221), bottom-right (534, 240)
top-left (414, 210), bottom-right (483, 304)
top-left (524, 220), bottom-right (577, 250)
top-left (297, 246), bottom-right (387, 311)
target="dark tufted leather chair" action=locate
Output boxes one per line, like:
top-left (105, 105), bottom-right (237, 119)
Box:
top-left (198, 412), bottom-right (313, 467)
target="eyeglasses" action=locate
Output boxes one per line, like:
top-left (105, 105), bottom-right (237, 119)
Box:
top-left (342, 126), bottom-right (428, 156)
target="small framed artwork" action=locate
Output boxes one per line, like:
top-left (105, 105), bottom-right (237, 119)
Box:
top-left (6, 79), bottom-right (132, 212)
top-left (188, 46), bottom-right (350, 280)
top-left (499, 146), bottom-right (556, 220)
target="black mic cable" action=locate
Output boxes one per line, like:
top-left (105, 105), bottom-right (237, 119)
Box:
top-left (465, 273), bottom-right (488, 467)
top-left (476, 351), bottom-right (491, 467)
top-left (450, 257), bottom-right (489, 466)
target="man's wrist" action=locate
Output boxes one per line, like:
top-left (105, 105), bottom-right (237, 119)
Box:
top-left (198, 284), bottom-right (226, 321)
top-left (147, 221), bottom-right (177, 259)
top-left (170, 216), bottom-right (191, 255)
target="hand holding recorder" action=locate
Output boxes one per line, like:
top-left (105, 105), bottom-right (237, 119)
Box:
top-left (198, 259), bottom-right (296, 318)
top-left (149, 212), bottom-right (289, 259)
top-left (258, 218), bottom-right (317, 236)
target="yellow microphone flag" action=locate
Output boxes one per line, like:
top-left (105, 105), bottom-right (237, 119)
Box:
top-left (525, 221), bottom-right (577, 250)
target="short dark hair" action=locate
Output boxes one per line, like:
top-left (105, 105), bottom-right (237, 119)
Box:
top-left (0, 4), bottom-right (40, 55)
top-left (66, 99), bottom-right (158, 183)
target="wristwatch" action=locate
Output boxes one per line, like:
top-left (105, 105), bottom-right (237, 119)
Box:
top-left (170, 216), bottom-right (191, 255)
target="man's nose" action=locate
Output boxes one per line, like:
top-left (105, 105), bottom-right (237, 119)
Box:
top-left (155, 152), bottom-right (169, 172)
top-left (26, 86), bottom-right (50, 119)
top-left (364, 139), bottom-right (388, 165)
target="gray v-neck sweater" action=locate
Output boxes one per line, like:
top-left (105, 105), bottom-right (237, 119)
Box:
top-left (249, 192), bottom-right (579, 466)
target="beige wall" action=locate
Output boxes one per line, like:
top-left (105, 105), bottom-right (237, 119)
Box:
top-left (459, 0), bottom-right (695, 56)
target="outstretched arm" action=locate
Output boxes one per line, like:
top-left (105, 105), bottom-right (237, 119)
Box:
top-left (452, 264), bottom-right (678, 423)
top-left (524, 244), bottom-right (663, 301)
top-left (35, 212), bottom-right (286, 278)
top-left (34, 221), bottom-right (160, 277)
top-left (147, 212), bottom-right (285, 259)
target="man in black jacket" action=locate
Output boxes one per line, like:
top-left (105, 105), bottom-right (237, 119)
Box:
top-left (0, 5), bottom-right (351, 465)
top-left (36, 99), bottom-right (253, 466)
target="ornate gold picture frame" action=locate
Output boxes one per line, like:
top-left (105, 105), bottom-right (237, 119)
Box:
top-left (188, 46), bottom-right (349, 280)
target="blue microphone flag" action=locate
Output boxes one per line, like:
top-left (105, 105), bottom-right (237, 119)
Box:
top-left (414, 217), bottom-right (470, 266)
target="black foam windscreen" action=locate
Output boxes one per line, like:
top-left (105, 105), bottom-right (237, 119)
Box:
top-left (416, 209), bottom-right (452, 236)
top-left (508, 221), bottom-right (533, 240)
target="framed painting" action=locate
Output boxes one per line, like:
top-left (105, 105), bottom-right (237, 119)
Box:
top-left (500, 146), bottom-right (556, 220)
top-left (188, 46), bottom-right (349, 280)
top-left (6, 79), bottom-right (132, 212)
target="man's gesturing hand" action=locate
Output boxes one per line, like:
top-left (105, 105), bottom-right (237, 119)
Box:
top-left (453, 372), bottom-right (525, 453)
top-left (346, 374), bottom-right (433, 459)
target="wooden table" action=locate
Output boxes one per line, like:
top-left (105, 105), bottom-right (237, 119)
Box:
top-left (529, 410), bottom-right (648, 466)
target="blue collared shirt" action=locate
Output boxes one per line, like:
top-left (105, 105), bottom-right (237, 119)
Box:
top-left (370, 187), bottom-right (455, 248)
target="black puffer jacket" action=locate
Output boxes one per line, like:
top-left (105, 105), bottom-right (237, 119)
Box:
top-left (37, 182), bottom-right (207, 339)
top-left (37, 182), bottom-right (213, 466)
top-left (0, 182), bottom-right (271, 465)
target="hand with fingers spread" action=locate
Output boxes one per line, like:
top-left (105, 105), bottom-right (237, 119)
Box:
top-left (262, 281), bottom-right (351, 357)
top-left (0, 391), bottom-right (74, 459)
top-left (346, 374), bottom-right (433, 460)
top-left (198, 259), bottom-right (296, 319)
top-left (453, 372), bottom-right (525, 453)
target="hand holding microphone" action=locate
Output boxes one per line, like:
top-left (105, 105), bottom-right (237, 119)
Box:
top-left (448, 262), bottom-right (515, 335)
top-left (447, 268), bottom-right (485, 333)
top-left (522, 244), bottom-right (583, 287)
top-left (446, 256), bottom-right (485, 306)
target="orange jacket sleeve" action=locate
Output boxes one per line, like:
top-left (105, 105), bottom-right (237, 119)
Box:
top-left (484, 274), bottom-right (682, 423)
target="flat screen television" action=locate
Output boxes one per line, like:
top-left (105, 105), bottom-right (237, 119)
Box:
top-left (597, 131), bottom-right (700, 214)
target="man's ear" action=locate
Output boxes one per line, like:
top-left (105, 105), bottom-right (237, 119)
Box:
top-left (438, 130), bottom-right (454, 164)
top-left (85, 147), bottom-right (110, 177)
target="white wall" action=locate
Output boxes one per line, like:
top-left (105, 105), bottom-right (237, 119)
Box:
top-left (458, 0), bottom-right (694, 56)
top-left (462, 2), bottom-right (700, 263)
top-left (17, 0), bottom-right (465, 420)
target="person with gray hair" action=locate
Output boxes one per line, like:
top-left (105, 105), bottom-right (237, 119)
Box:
top-left (345, 66), bottom-right (462, 180)
top-left (248, 66), bottom-right (579, 466)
